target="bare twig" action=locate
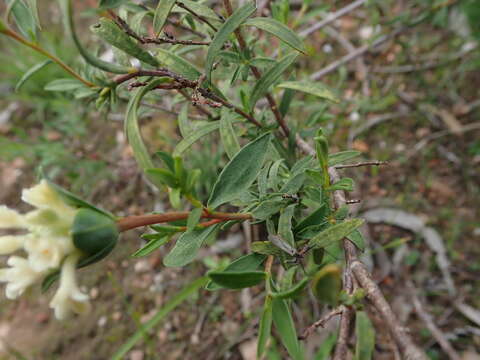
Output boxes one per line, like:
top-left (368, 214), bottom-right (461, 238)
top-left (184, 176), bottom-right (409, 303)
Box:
top-left (298, 0), bottom-right (367, 38)
top-left (310, 27), bottom-right (407, 80)
top-left (335, 161), bottom-right (388, 169)
top-left (142, 36), bottom-right (210, 46)
top-left (408, 282), bottom-right (461, 360)
top-left (299, 306), bottom-right (344, 340)
top-left (176, 1), bottom-right (219, 32)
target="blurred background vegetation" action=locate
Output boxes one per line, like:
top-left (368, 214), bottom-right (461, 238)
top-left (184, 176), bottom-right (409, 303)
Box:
top-left (0, 0), bottom-right (479, 359)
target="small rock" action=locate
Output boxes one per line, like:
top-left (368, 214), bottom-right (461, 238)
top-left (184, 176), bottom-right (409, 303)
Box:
top-left (98, 316), bottom-right (107, 327)
top-left (129, 349), bottom-right (144, 360)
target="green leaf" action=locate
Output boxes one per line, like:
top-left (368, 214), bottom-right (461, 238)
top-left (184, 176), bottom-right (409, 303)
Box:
top-left (250, 53), bottom-right (298, 110)
top-left (278, 204), bottom-right (296, 247)
top-left (125, 81), bottom-right (161, 185)
top-left (243, 17), bottom-right (305, 53)
top-left (272, 298), bottom-right (304, 360)
top-left (280, 172), bottom-right (305, 195)
top-left (132, 235), bottom-right (170, 257)
top-left (220, 108), bottom-right (241, 159)
top-left (252, 199), bottom-right (284, 220)
top-left (178, 104), bottom-right (193, 138)
top-left (313, 332), bottom-right (337, 360)
top-left (44, 78), bottom-right (84, 91)
top-left (347, 229), bottom-right (365, 251)
top-left (153, 151), bottom-right (175, 172)
top-left (355, 311), bottom-right (375, 360)
top-left (98, 0), bottom-right (129, 8)
top-left (47, 180), bottom-right (113, 218)
top-left (294, 204), bottom-right (328, 232)
top-left (251, 241), bottom-right (285, 257)
top-left (145, 168), bottom-right (178, 188)
top-left (308, 218), bottom-right (364, 249)
top-left (175, 0), bottom-right (221, 21)
top-left (208, 133), bottom-right (272, 209)
top-left (206, 253), bottom-right (266, 291)
top-left (276, 81), bottom-right (339, 103)
top-left (173, 121), bottom-right (220, 156)
top-left (257, 295), bottom-right (273, 359)
top-left (311, 264), bottom-right (342, 306)
top-left (72, 208), bottom-right (119, 257)
top-left (7, 0), bottom-right (37, 41)
top-left (327, 178), bottom-right (354, 192)
top-left (153, 0), bottom-right (176, 36)
top-left (169, 187), bottom-right (181, 209)
top-left (61, 0), bottom-right (130, 74)
top-left (111, 277), bottom-right (208, 360)
top-left (328, 151), bottom-right (362, 166)
top-left (208, 270), bottom-right (266, 289)
top-left (205, 2), bottom-right (256, 80)
top-left (156, 49), bottom-right (201, 81)
top-left (15, 59), bottom-right (51, 92)
top-left (187, 207), bottom-right (203, 231)
top-left (271, 277), bottom-right (309, 299)
top-left (91, 17), bottom-right (159, 67)
top-left (163, 225), bottom-right (219, 267)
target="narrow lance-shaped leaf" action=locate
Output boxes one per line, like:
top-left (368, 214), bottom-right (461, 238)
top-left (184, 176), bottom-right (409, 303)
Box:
top-left (163, 224), bottom-right (219, 267)
top-left (91, 17), bottom-right (159, 67)
top-left (278, 204), bottom-right (296, 247)
top-left (243, 17), bottom-right (306, 53)
top-left (355, 311), bottom-right (376, 360)
top-left (220, 108), bottom-right (241, 159)
top-left (7, 0), bottom-right (37, 41)
top-left (272, 298), bottom-right (304, 360)
top-left (175, 0), bottom-right (222, 22)
top-left (276, 81), bottom-right (339, 103)
top-left (15, 60), bottom-right (52, 92)
top-left (250, 53), bottom-right (298, 111)
top-left (61, 0), bottom-right (131, 74)
top-left (208, 271), bottom-right (266, 289)
top-left (308, 218), bottom-right (364, 249)
top-left (131, 235), bottom-right (170, 257)
top-left (208, 132), bottom-right (272, 209)
top-left (156, 48), bottom-right (201, 81)
top-left (173, 121), bottom-right (221, 157)
top-left (311, 264), bottom-right (341, 306)
top-left (153, 0), bottom-right (176, 36)
top-left (328, 150), bottom-right (362, 166)
top-left (205, 2), bottom-right (256, 80)
top-left (257, 295), bottom-right (273, 359)
top-left (111, 277), bottom-right (209, 360)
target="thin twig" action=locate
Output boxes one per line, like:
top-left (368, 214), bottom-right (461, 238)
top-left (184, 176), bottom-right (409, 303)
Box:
top-left (176, 1), bottom-right (218, 32)
top-left (298, 0), bottom-right (367, 38)
top-left (408, 281), bottom-right (461, 360)
top-left (299, 306), bottom-right (344, 340)
top-left (142, 36), bottom-right (210, 46)
top-left (335, 161), bottom-right (388, 169)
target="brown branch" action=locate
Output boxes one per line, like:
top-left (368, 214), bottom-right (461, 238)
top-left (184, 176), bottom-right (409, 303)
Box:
top-left (335, 161), bottom-right (388, 169)
top-left (222, 0), bottom-right (291, 137)
top-left (142, 36), bottom-right (210, 46)
top-left (117, 210), bottom-right (252, 232)
top-left (299, 306), bottom-right (344, 340)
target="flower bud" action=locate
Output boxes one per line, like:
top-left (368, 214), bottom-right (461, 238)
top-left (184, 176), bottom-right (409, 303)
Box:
top-left (72, 208), bottom-right (119, 262)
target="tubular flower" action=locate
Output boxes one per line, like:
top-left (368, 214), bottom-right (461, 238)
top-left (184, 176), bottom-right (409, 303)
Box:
top-left (0, 181), bottom-right (91, 319)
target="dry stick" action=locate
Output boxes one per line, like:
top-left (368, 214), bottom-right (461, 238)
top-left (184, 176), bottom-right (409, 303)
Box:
top-left (335, 160), bottom-right (388, 169)
top-left (408, 282), bottom-right (461, 360)
top-left (352, 261), bottom-right (429, 360)
top-left (310, 27), bottom-right (406, 80)
top-left (298, 0), bottom-right (367, 38)
top-left (299, 306), bottom-right (344, 340)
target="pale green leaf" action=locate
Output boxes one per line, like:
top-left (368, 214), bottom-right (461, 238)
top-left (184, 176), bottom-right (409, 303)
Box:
top-left (278, 204), bottom-right (296, 247)
top-left (250, 53), bottom-right (298, 110)
top-left (243, 17), bottom-right (306, 53)
top-left (355, 311), bottom-right (375, 360)
top-left (153, 0), bottom-right (176, 36)
top-left (208, 132), bottom-right (272, 209)
top-left (15, 60), bottom-right (52, 92)
top-left (173, 121), bottom-right (220, 157)
top-left (276, 81), bottom-right (339, 103)
top-left (328, 151), bottom-right (362, 166)
top-left (111, 277), bottom-right (209, 360)
top-left (308, 218), bottom-right (364, 249)
top-left (257, 296), bottom-right (273, 359)
top-left (220, 108), bottom-right (241, 159)
top-left (163, 225), bottom-right (219, 267)
top-left (205, 2), bottom-right (256, 80)
top-left (44, 78), bottom-right (84, 91)
top-left (272, 298), bottom-right (304, 360)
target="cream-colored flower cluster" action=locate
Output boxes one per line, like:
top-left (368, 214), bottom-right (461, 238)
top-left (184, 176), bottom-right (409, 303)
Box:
top-left (0, 180), bottom-right (90, 319)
